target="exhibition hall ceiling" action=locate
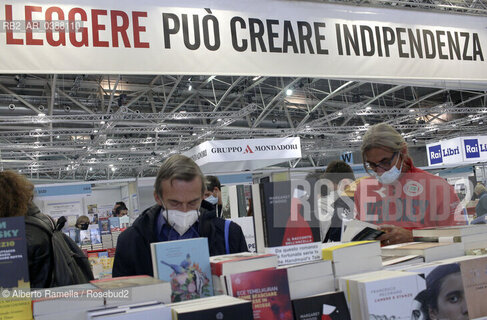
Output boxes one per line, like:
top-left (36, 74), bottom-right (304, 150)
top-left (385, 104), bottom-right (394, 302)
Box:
top-left (0, 1), bottom-right (486, 180)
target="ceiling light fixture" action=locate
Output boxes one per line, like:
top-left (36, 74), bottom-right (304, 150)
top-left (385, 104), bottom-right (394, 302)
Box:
top-left (286, 89), bottom-right (293, 96)
top-left (38, 113), bottom-right (46, 117)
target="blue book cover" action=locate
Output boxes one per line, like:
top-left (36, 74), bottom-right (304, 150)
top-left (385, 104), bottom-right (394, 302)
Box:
top-left (68, 228), bottom-right (81, 244)
top-left (99, 218), bottom-right (110, 235)
top-left (108, 217), bottom-right (120, 232)
top-left (0, 216), bottom-right (29, 289)
top-left (150, 238), bottom-right (213, 302)
top-left (90, 228), bottom-right (101, 244)
top-left (0, 217), bottom-right (32, 320)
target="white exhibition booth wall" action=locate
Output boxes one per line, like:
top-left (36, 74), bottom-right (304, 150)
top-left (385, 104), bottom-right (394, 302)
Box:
top-left (33, 180), bottom-right (140, 227)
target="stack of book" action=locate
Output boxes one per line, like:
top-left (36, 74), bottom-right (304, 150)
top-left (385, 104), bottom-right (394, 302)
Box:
top-left (413, 225), bottom-right (487, 252)
top-left (381, 241), bottom-right (464, 262)
top-left (91, 228), bottom-right (103, 250)
top-left (169, 295), bottom-right (253, 320)
top-left (32, 283), bottom-right (103, 320)
top-left (86, 301), bottom-right (171, 319)
top-left (110, 217), bottom-right (122, 248)
top-left (101, 233), bottom-right (113, 249)
top-left (382, 254), bottom-right (424, 270)
top-left (87, 250), bottom-right (113, 279)
top-left (209, 252), bottom-right (278, 295)
top-left (80, 229), bottom-right (92, 250)
top-left (278, 259), bottom-right (335, 300)
top-left (338, 270), bottom-right (426, 320)
top-left (91, 275), bottom-right (171, 305)
top-left (322, 241), bottom-right (382, 281)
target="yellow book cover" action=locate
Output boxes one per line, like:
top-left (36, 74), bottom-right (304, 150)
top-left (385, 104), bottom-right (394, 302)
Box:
top-left (322, 241), bottom-right (375, 260)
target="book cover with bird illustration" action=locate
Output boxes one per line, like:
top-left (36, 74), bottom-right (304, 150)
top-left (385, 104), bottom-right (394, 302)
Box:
top-left (150, 238), bottom-right (213, 302)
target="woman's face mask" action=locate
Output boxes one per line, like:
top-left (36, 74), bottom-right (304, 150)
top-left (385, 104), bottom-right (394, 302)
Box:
top-left (371, 154), bottom-right (403, 185)
top-left (78, 223), bottom-right (89, 230)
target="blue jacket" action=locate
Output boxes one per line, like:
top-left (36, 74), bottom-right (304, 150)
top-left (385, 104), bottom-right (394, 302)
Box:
top-left (112, 204), bottom-right (247, 277)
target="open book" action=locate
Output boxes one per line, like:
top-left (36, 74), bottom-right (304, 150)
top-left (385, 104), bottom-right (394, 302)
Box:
top-left (341, 220), bottom-right (384, 242)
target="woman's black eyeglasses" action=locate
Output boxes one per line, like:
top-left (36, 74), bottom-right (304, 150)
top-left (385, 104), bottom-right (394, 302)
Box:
top-left (365, 152), bottom-right (398, 171)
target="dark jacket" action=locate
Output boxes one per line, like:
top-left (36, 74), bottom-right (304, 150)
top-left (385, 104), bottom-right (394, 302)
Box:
top-left (476, 192), bottom-right (487, 217)
top-left (200, 199), bottom-right (223, 218)
top-left (112, 204), bottom-right (248, 277)
top-left (25, 204), bottom-right (53, 288)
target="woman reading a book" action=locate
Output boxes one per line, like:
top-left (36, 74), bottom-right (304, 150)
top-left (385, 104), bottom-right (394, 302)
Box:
top-left (355, 123), bottom-right (467, 245)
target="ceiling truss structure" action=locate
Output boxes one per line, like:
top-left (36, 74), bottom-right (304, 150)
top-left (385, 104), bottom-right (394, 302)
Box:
top-left (1, 1), bottom-right (487, 180)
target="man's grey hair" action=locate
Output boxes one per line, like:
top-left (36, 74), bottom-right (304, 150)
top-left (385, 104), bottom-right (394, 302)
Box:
top-left (154, 154), bottom-right (206, 197)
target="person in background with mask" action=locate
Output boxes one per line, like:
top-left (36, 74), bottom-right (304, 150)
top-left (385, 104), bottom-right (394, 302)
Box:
top-left (75, 215), bottom-right (90, 230)
top-left (355, 123), bottom-right (466, 245)
top-left (201, 175), bottom-right (223, 218)
top-left (112, 154), bottom-right (247, 277)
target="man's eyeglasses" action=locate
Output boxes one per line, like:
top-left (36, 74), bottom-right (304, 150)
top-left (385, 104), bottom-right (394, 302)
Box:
top-left (365, 152), bottom-right (398, 171)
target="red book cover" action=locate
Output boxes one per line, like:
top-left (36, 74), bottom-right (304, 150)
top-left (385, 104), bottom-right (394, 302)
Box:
top-left (228, 268), bottom-right (293, 320)
top-left (106, 248), bottom-right (116, 257)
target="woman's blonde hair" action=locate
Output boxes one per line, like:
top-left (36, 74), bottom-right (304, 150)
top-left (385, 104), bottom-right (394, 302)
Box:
top-left (0, 170), bottom-right (34, 217)
top-left (475, 183), bottom-right (487, 196)
top-left (361, 123), bottom-right (409, 163)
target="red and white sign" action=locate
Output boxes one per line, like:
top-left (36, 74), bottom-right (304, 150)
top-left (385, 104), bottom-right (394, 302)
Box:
top-left (184, 137), bottom-right (301, 173)
top-left (0, 0), bottom-right (485, 83)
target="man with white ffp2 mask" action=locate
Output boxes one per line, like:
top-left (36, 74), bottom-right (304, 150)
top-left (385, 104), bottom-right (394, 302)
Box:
top-left (112, 155), bottom-right (248, 277)
top-left (354, 123), bottom-right (466, 246)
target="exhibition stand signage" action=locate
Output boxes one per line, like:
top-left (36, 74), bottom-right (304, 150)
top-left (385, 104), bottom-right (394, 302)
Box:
top-left (34, 183), bottom-right (92, 197)
top-left (183, 137), bottom-right (301, 173)
top-left (0, 0), bottom-right (485, 82)
top-left (427, 136), bottom-right (487, 166)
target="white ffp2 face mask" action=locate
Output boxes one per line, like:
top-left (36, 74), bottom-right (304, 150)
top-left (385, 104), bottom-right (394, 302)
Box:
top-left (164, 208), bottom-right (199, 236)
top-left (371, 155), bottom-right (403, 185)
top-left (205, 195), bottom-right (218, 205)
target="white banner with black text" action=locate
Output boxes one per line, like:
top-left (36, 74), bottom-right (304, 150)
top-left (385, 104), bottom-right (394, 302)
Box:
top-left (0, 0), bottom-right (485, 81)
